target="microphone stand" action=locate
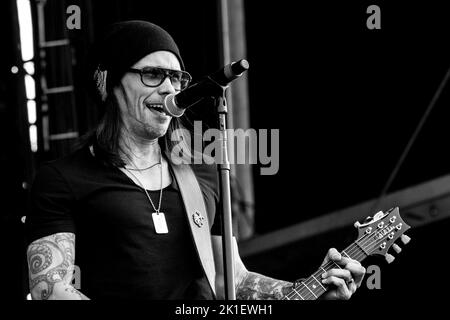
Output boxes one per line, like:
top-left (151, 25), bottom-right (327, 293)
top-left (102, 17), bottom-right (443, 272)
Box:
top-left (204, 77), bottom-right (236, 300)
top-left (216, 90), bottom-right (235, 301)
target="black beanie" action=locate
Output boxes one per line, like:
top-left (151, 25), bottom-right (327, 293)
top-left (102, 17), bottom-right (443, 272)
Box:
top-left (88, 20), bottom-right (184, 102)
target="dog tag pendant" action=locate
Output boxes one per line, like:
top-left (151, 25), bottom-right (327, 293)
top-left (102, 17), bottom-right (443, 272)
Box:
top-left (152, 212), bottom-right (168, 234)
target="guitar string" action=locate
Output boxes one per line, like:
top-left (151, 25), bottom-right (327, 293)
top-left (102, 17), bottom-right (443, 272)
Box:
top-left (286, 244), bottom-right (366, 300)
top-left (346, 219), bottom-right (399, 260)
top-left (290, 223), bottom-right (396, 300)
top-left (285, 243), bottom-right (367, 300)
top-left (285, 223), bottom-right (396, 300)
top-left (283, 217), bottom-right (401, 299)
top-left (284, 220), bottom-right (401, 300)
top-left (285, 240), bottom-right (370, 300)
top-left (284, 242), bottom-right (368, 300)
top-left (286, 223), bottom-right (400, 300)
top-left (286, 232), bottom-right (374, 300)
top-left (288, 216), bottom-right (404, 299)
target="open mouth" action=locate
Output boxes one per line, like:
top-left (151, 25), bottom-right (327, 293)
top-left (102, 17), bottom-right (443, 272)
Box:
top-left (146, 103), bottom-right (167, 115)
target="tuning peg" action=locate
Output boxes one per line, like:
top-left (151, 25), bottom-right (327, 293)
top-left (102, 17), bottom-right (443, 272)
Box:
top-left (364, 216), bottom-right (372, 223)
top-left (385, 253), bottom-right (395, 264)
top-left (401, 234), bottom-right (411, 245)
top-left (354, 221), bottom-right (361, 228)
top-left (392, 243), bottom-right (402, 254)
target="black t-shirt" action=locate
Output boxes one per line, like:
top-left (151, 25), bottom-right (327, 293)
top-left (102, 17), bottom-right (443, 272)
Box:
top-left (26, 146), bottom-right (220, 299)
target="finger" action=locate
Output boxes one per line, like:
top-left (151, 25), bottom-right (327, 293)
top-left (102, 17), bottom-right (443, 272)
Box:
top-left (344, 262), bottom-right (366, 287)
top-left (333, 257), bottom-right (365, 287)
top-left (348, 279), bottom-right (357, 294)
top-left (333, 255), bottom-right (363, 267)
top-left (334, 256), bottom-right (351, 267)
top-left (322, 248), bottom-right (341, 265)
top-left (323, 290), bottom-right (339, 300)
top-left (322, 268), bottom-right (353, 283)
top-left (340, 257), bottom-right (362, 268)
top-left (322, 276), bottom-right (351, 300)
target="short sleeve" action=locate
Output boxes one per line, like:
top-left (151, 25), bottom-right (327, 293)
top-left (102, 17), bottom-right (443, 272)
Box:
top-left (26, 164), bottom-right (77, 245)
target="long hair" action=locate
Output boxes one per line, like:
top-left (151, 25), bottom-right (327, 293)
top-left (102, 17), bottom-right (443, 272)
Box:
top-left (77, 93), bottom-right (196, 167)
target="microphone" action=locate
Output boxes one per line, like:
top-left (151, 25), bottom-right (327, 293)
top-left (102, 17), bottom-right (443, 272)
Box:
top-left (163, 59), bottom-right (249, 117)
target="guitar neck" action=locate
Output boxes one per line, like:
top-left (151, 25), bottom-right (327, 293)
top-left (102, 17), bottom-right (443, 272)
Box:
top-left (283, 242), bottom-right (368, 300)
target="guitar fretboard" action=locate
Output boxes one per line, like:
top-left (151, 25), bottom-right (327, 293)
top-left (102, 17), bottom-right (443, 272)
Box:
top-left (283, 242), bottom-right (368, 300)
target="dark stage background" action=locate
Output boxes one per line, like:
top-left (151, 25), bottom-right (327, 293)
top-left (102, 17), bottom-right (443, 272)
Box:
top-left (1, 0), bottom-right (449, 307)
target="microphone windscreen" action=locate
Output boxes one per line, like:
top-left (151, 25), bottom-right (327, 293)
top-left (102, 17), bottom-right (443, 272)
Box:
top-left (163, 94), bottom-right (185, 118)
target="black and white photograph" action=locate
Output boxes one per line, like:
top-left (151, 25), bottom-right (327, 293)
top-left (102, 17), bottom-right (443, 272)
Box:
top-left (0, 0), bottom-right (449, 315)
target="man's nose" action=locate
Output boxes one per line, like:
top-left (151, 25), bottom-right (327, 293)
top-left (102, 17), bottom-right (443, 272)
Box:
top-left (158, 76), bottom-right (177, 95)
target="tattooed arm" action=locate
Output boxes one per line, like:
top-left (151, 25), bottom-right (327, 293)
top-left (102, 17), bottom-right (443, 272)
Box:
top-left (235, 272), bottom-right (293, 300)
top-left (212, 236), bottom-right (293, 300)
top-left (27, 232), bottom-right (89, 300)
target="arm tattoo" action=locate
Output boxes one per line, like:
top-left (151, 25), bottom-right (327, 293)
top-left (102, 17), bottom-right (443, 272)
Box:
top-left (236, 272), bottom-right (293, 300)
top-left (27, 233), bottom-right (76, 300)
top-left (64, 286), bottom-right (84, 299)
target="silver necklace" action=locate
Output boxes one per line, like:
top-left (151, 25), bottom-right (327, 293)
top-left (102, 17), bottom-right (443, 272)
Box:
top-left (124, 152), bottom-right (168, 234)
top-left (124, 161), bottom-right (161, 171)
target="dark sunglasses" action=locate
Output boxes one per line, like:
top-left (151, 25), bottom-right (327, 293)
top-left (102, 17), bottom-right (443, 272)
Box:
top-left (128, 66), bottom-right (192, 91)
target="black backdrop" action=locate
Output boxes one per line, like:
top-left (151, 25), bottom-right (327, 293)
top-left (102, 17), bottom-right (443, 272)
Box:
top-left (244, 0), bottom-right (450, 306)
top-left (246, 1), bottom-right (450, 232)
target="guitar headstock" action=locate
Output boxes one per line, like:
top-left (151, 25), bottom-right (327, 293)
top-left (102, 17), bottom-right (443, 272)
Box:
top-left (354, 207), bottom-right (411, 263)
